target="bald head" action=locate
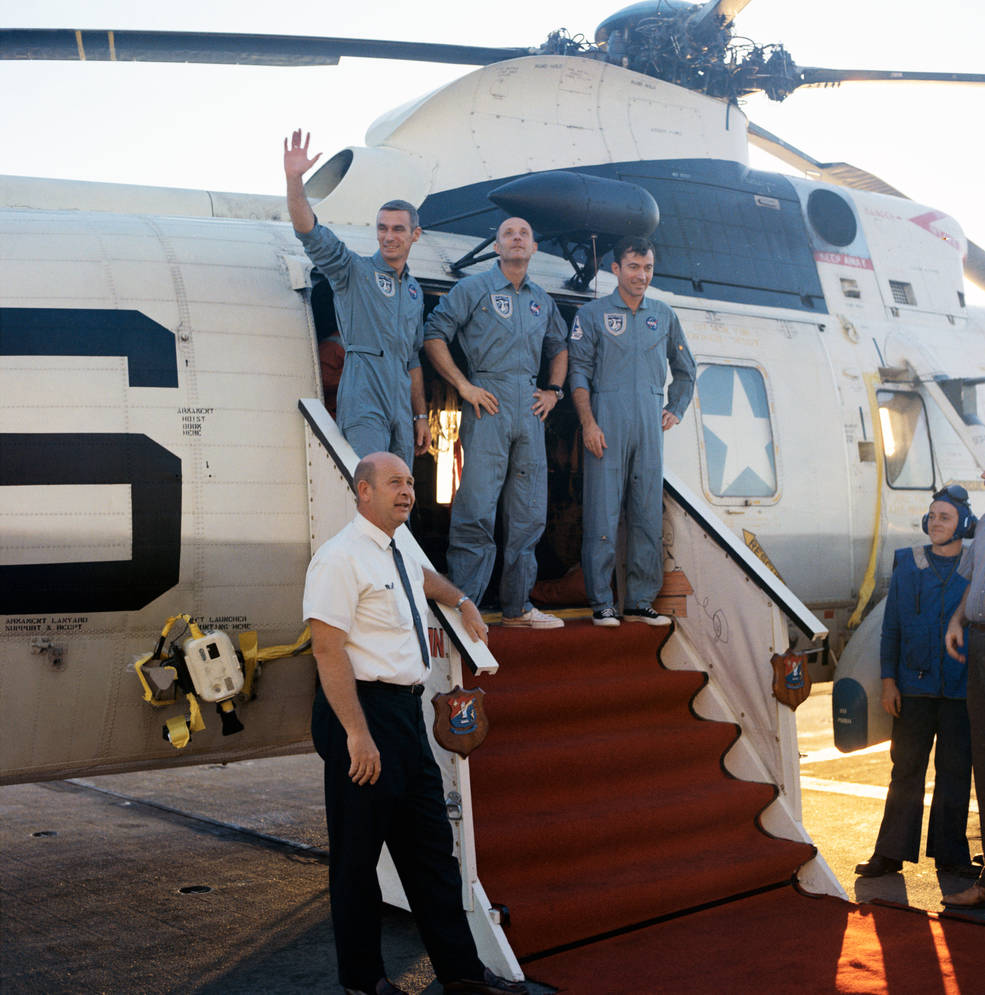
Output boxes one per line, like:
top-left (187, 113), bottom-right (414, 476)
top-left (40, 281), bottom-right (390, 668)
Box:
top-left (494, 216), bottom-right (537, 269)
top-left (354, 452), bottom-right (415, 535)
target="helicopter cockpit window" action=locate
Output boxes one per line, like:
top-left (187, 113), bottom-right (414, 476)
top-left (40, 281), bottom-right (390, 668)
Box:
top-left (877, 390), bottom-right (934, 489)
top-left (695, 363), bottom-right (777, 501)
top-left (922, 389), bottom-right (981, 483)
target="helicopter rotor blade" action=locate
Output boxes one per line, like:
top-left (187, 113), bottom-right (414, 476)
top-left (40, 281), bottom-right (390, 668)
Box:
top-left (746, 123), bottom-right (905, 196)
top-left (0, 28), bottom-right (530, 67)
top-left (748, 122), bottom-right (985, 292)
top-left (794, 66), bottom-right (985, 88)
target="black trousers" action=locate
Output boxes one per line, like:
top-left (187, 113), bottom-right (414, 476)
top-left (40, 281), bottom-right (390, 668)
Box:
top-left (874, 695), bottom-right (972, 866)
top-left (312, 683), bottom-right (483, 990)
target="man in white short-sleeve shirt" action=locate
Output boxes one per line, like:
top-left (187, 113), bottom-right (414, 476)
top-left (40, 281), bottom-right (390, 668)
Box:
top-left (303, 451), bottom-right (528, 995)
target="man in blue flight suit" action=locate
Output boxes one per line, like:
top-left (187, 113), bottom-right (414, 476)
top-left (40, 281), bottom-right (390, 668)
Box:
top-left (284, 129), bottom-right (431, 467)
top-left (424, 218), bottom-right (568, 628)
top-left (569, 236), bottom-right (695, 626)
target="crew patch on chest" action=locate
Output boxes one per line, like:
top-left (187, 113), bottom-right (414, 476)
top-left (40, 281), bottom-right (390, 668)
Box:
top-left (570, 315), bottom-right (583, 341)
top-left (491, 293), bottom-right (513, 318)
top-left (374, 271), bottom-right (395, 297)
top-left (604, 313), bottom-right (626, 335)
top-left (645, 315), bottom-right (659, 330)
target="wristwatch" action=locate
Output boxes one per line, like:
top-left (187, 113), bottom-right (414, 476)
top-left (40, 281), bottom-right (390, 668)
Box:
top-left (454, 595), bottom-right (471, 610)
top-left (547, 384), bottom-right (565, 400)
top-left (413, 414), bottom-right (428, 421)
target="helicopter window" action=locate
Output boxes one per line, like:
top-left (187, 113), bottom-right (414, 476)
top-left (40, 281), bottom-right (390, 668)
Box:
top-left (877, 390), bottom-right (933, 490)
top-left (840, 278), bottom-right (861, 300)
top-left (806, 189), bottom-right (857, 248)
top-left (695, 363), bottom-right (777, 500)
top-left (889, 281), bottom-right (917, 307)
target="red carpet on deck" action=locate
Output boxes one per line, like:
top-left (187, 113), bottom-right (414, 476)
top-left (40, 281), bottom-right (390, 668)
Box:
top-left (469, 621), bottom-right (983, 992)
top-left (527, 887), bottom-right (984, 993)
top-left (469, 621), bottom-right (815, 958)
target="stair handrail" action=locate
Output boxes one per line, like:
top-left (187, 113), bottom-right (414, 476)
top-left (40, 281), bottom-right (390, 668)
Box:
top-left (664, 468), bottom-right (827, 641)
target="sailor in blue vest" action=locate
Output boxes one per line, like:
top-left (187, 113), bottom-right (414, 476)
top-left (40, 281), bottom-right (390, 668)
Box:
top-left (424, 218), bottom-right (568, 628)
top-left (855, 487), bottom-right (976, 881)
top-left (284, 129), bottom-right (431, 467)
top-left (568, 236), bottom-right (695, 627)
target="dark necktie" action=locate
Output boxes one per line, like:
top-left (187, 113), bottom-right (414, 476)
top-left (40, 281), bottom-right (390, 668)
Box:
top-left (390, 539), bottom-right (430, 670)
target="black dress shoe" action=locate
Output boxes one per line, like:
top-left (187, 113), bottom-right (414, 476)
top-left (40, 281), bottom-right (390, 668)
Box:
top-left (854, 854), bottom-right (903, 877)
top-left (444, 966), bottom-right (529, 994)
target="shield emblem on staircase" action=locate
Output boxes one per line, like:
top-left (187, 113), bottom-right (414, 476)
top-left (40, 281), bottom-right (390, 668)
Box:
top-left (432, 685), bottom-right (488, 757)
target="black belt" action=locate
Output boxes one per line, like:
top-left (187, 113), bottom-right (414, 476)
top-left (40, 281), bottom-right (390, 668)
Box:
top-left (356, 679), bottom-right (425, 697)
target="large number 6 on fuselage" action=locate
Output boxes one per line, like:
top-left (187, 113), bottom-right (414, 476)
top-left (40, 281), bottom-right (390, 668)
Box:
top-left (0, 308), bottom-right (181, 614)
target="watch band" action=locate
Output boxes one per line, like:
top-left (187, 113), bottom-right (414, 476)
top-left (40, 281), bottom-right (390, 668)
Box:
top-left (454, 595), bottom-right (471, 610)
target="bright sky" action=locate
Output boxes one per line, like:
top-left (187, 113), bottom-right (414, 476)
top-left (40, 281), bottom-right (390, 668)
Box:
top-left (2, 0), bottom-right (983, 298)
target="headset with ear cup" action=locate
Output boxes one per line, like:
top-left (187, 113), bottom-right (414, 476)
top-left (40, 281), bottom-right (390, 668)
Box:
top-left (921, 484), bottom-right (977, 540)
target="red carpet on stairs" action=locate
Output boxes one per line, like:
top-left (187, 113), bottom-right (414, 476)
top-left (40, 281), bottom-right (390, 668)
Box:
top-left (469, 621), bottom-right (815, 959)
top-left (469, 620), bottom-right (984, 992)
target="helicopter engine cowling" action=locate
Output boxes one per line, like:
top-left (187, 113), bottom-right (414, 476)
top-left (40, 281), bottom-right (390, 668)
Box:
top-left (306, 145), bottom-right (434, 226)
top-left (487, 171), bottom-right (658, 240)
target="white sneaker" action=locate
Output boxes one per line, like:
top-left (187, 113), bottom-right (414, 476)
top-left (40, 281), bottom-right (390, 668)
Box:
top-left (501, 607), bottom-right (564, 629)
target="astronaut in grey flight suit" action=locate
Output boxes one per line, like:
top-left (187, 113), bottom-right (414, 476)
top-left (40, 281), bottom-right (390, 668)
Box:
top-left (569, 235), bottom-right (695, 627)
top-left (284, 129), bottom-right (431, 467)
top-left (424, 218), bottom-right (568, 627)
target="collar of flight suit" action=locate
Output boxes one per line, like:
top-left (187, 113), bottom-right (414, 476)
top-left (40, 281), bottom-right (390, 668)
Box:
top-left (488, 260), bottom-right (531, 293)
top-left (607, 288), bottom-right (653, 312)
top-left (371, 249), bottom-right (411, 281)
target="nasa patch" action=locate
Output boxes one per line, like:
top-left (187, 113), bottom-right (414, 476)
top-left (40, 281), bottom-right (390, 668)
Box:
top-left (604, 313), bottom-right (626, 336)
top-left (645, 316), bottom-right (659, 330)
top-left (491, 293), bottom-right (513, 319)
top-left (374, 271), bottom-right (395, 298)
top-left (408, 284), bottom-right (419, 299)
top-left (570, 315), bottom-right (583, 341)
top-left (529, 300), bottom-right (542, 316)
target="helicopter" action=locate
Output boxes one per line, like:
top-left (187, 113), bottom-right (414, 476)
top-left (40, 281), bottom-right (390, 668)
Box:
top-left (1, 0), bottom-right (984, 787)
